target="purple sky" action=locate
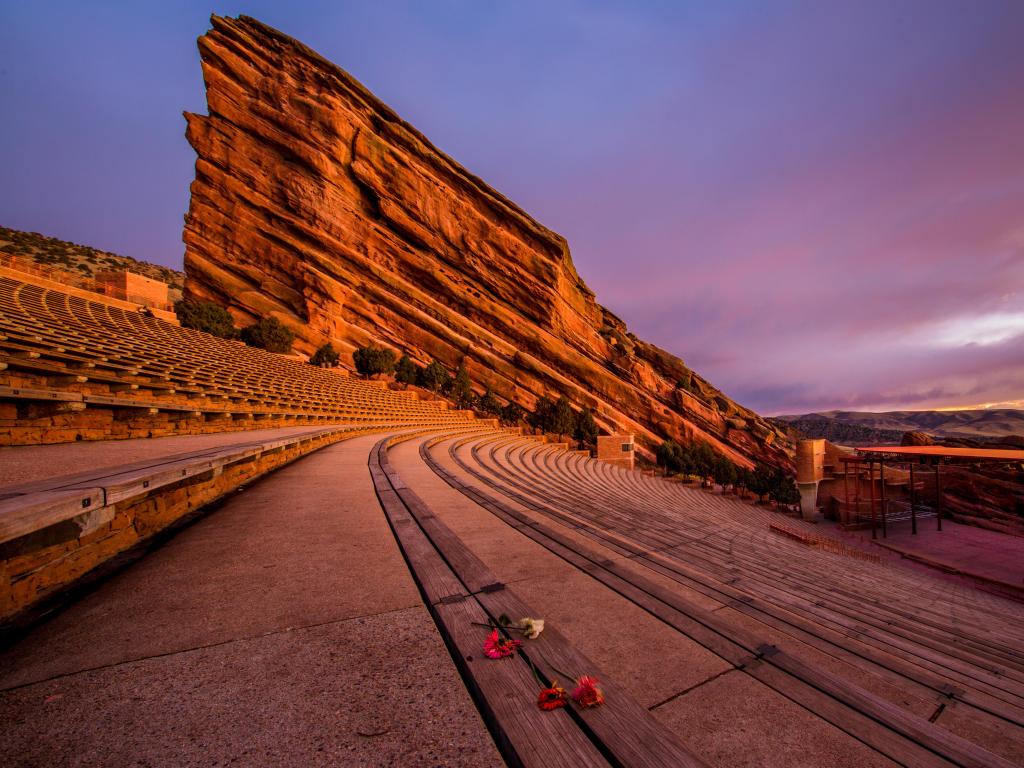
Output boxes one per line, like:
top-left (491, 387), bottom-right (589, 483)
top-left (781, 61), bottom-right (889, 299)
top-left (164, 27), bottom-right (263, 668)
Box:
top-left (2, 1), bottom-right (1022, 415)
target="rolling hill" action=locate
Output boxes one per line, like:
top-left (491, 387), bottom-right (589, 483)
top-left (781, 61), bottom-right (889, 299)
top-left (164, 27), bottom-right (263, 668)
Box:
top-left (774, 409), bottom-right (1024, 445)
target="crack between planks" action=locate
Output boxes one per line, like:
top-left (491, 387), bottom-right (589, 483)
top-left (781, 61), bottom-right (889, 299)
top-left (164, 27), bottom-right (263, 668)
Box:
top-left (647, 668), bottom-right (738, 711)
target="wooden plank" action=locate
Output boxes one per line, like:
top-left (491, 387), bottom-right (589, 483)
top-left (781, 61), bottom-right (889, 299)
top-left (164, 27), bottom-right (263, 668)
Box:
top-left (393, 485), bottom-right (498, 595)
top-left (464, 438), bottom-right (1024, 699)
top-left (434, 598), bottom-right (611, 767)
top-left (476, 588), bottom-right (709, 768)
top-left (0, 385), bottom-right (82, 403)
top-left (367, 437), bottom-right (611, 767)
top-left (459, 450), bottom-right (1024, 722)
top-left (371, 484), bottom-right (467, 607)
top-left (0, 487), bottom-right (106, 544)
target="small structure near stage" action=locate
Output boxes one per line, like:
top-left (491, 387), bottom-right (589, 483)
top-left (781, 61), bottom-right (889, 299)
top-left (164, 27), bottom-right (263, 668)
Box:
top-left (95, 269), bottom-right (170, 309)
top-left (596, 434), bottom-right (635, 470)
top-left (796, 439), bottom-right (825, 521)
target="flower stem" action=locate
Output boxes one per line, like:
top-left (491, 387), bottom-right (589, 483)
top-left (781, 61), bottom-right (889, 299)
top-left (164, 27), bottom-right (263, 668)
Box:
top-left (536, 651), bottom-right (576, 684)
top-left (471, 620), bottom-right (526, 633)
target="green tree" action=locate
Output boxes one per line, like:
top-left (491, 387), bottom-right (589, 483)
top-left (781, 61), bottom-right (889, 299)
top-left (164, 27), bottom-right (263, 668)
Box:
top-left (656, 440), bottom-right (684, 475)
top-left (735, 466), bottom-right (753, 494)
top-left (309, 342), bottom-right (340, 367)
top-left (769, 468), bottom-right (801, 506)
top-left (240, 316), bottom-right (295, 353)
top-left (449, 364), bottom-right (474, 409)
top-left (395, 355), bottom-right (420, 386)
top-left (711, 455), bottom-right (738, 489)
top-left (686, 441), bottom-right (717, 480)
top-left (748, 463), bottom-right (775, 502)
top-left (500, 402), bottom-right (525, 426)
top-left (529, 396), bottom-right (554, 432)
top-left (352, 344), bottom-right (397, 376)
top-left (478, 388), bottom-right (503, 416)
top-left (574, 406), bottom-right (599, 446)
top-left (174, 298), bottom-right (237, 339)
top-left (418, 359), bottom-right (450, 392)
top-left (549, 395), bottom-right (576, 436)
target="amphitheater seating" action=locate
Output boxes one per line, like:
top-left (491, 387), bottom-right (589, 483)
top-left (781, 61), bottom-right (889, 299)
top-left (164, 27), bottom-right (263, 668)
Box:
top-left (404, 430), bottom-right (1024, 767)
top-left (0, 275), bottom-right (478, 444)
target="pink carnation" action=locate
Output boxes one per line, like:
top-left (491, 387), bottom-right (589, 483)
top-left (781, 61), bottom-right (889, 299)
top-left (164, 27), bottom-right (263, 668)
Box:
top-left (482, 629), bottom-right (521, 659)
top-left (571, 675), bottom-right (605, 708)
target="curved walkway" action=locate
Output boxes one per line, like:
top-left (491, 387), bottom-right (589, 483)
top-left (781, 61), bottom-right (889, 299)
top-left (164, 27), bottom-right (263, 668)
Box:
top-left (0, 432), bottom-right (500, 767)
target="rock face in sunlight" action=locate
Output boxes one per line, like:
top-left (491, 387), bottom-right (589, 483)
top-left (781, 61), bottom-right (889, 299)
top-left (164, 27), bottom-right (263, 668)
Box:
top-left (182, 15), bottom-right (791, 466)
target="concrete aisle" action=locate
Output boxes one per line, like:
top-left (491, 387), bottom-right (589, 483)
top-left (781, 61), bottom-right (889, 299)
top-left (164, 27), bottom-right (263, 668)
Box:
top-left (0, 432), bottom-right (502, 767)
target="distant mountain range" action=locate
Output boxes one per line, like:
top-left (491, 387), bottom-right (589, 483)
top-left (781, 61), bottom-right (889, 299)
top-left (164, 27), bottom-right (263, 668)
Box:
top-left (772, 409), bottom-right (1024, 446)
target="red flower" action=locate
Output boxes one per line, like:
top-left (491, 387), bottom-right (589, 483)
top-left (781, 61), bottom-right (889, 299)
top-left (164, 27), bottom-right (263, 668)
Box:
top-left (571, 675), bottom-right (605, 708)
top-left (482, 629), bottom-right (521, 659)
top-left (537, 683), bottom-right (568, 711)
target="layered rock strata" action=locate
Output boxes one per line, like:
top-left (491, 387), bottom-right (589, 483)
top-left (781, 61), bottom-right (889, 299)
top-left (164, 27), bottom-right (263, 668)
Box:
top-left (183, 15), bottom-right (791, 467)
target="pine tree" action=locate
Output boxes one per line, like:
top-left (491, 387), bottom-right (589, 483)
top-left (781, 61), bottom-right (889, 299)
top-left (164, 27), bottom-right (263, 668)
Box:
top-left (449, 364), bottom-right (474, 409)
top-left (529, 396), bottom-right (554, 432)
top-left (309, 342), bottom-right (340, 367)
top-left (550, 396), bottom-right (576, 437)
top-left (395, 355), bottom-right (420, 385)
top-left (574, 406), bottom-right (599, 446)
top-left (418, 359), bottom-right (450, 392)
top-left (352, 344), bottom-right (396, 376)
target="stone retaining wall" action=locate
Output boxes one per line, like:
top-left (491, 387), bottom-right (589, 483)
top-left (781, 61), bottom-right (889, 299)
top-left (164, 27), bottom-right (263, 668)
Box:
top-left (0, 400), bottom-right (335, 446)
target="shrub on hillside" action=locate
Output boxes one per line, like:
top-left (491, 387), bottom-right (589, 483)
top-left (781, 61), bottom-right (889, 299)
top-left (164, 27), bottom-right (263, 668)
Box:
top-left (240, 316), bottom-right (295, 353)
top-left (395, 355), bottom-right (420, 386)
top-left (174, 298), bottom-right (237, 339)
top-left (309, 342), bottom-right (340, 367)
top-left (353, 344), bottom-right (397, 377)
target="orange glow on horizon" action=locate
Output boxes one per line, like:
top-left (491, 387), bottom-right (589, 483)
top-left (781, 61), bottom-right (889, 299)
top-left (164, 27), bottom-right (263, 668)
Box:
top-left (934, 399), bottom-right (1024, 412)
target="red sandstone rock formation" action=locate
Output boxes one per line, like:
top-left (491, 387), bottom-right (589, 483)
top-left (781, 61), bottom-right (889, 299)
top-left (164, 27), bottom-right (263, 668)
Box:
top-left (182, 15), bottom-right (791, 468)
top-left (901, 431), bottom-right (935, 446)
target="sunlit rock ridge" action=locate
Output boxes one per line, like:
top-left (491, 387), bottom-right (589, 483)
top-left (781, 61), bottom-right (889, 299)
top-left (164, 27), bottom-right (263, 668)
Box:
top-left (182, 15), bottom-right (791, 467)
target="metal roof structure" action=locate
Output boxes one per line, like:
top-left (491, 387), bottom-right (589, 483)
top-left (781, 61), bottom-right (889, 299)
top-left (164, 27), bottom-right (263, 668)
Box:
top-left (856, 445), bottom-right (1024, 462)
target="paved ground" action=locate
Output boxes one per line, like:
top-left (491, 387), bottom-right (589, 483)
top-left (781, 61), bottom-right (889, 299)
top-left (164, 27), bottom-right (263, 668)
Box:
top-left (857, 517), bottom-right (1024, 586)
top-left (0, 433), bottom-right (501, 767)
top-left (0, 424), bottom-right (352, 490)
